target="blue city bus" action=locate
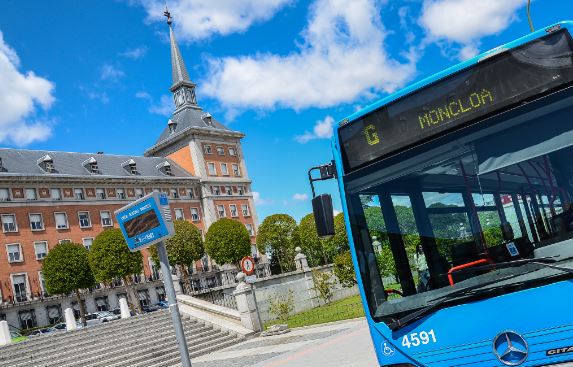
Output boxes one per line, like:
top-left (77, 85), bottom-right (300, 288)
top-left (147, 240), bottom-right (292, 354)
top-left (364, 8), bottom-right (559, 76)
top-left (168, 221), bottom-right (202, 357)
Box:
top-left (309, 22), bottom-right (573, 367)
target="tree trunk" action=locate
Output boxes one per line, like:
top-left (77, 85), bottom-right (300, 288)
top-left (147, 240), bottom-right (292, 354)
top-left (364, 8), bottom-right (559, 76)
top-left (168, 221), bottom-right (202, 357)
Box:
top-left (179, 265), bottom-right (192, 294)
top-left (75, 289), bottom-right (87, 327)
top-left (124, 276), bottom-right (143, 315)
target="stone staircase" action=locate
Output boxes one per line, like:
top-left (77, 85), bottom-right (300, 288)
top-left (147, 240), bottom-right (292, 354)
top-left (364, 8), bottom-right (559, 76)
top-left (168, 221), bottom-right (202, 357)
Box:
top-left (0, 310), bottom-right (244, 367)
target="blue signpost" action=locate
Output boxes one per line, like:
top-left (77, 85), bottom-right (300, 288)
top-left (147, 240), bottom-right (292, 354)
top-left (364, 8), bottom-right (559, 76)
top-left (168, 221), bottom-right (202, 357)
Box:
top-left (115, 192), bottom-right (192, 367)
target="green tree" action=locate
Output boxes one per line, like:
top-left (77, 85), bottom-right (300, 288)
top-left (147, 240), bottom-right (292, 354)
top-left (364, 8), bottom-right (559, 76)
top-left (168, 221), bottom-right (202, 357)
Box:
top-left (256, 214), bottom-right (297, 274)
top-left (42, 243), bottom-right (95, 326)
top-left (333, 250), bottom-right (356, 288)
top-left (294, 214), bottom-right (332, 267)
top-left (149, 220), bottom-right (204, 294)
top-left (325, 213), bottom-right (349, 257)
top-left (88, 229), bottom-right (144, 314)
top-left (205, 218), bottom-right (251, 266)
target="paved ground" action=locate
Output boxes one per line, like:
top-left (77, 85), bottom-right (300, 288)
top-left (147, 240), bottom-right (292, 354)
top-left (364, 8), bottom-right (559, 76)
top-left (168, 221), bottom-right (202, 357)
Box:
top-left (189, 318), bottom-right (378, 367)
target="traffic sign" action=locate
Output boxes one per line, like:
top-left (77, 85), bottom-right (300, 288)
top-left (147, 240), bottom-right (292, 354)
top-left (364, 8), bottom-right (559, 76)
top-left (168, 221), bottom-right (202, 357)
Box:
top-left (114, 192), bottom-right (175, 252)
top-left (240, 256), bottom-right (255, 275)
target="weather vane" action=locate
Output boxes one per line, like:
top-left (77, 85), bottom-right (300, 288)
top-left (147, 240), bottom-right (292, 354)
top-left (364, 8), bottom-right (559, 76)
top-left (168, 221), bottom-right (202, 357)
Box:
top-left (163, 7), bottom-right (172, 26)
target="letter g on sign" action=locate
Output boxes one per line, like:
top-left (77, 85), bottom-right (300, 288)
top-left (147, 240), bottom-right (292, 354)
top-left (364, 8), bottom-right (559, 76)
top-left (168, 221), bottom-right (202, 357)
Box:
top-left (364, 124), bottom-right (380, 146)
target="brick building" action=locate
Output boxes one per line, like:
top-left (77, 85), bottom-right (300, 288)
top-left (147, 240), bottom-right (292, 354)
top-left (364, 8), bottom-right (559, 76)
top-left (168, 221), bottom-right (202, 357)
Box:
top-left (0, 17), bottom-right (262, 329)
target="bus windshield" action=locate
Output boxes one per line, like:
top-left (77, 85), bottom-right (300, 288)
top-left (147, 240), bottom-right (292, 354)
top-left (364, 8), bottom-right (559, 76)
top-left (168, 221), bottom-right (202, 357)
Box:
top-left (344, 91), bottom-right (573, 325)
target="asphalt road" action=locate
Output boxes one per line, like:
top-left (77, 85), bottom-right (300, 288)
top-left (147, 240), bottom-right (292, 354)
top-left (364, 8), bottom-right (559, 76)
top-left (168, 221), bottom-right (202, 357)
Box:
top-left (191, 319), bottom-right (379, 367)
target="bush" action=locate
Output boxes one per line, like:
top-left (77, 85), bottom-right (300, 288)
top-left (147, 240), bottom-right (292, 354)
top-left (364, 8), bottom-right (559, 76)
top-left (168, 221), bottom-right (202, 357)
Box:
top-left (333, 250), bottom-right (357, 288)
top-left (312, 269), bottom-right (334, 304)
top-left (268, 289), bottom-right (294, 322)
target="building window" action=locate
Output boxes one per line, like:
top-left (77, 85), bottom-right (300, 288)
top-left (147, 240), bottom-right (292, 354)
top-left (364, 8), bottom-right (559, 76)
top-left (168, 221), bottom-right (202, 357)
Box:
top-left (1, 214), bottom-right (17, 232)
top-left (12, 274), bottom-right (28, 303)
top-left (207, 162), bottom-right (216, 176)
top-left (83, 238), bottom-right (94, 251)
top-left (220, 163), bottom-right (229, 176)
top-left (217, 205), bottom-right (226, 218)
top-left (228, 147), bottom-right (236, 156)
top-left (18, 309), bottom-right (36, 329)
top-left (229, 204), bottom-right (238, 217)
top-left (232, 164), bottom-right (241, 176)
top-left (95, 296), bottom-right (109, 312)
top-left (222, 186), bottom-right (231, 195)
top-left (246, 223), bottom-right (254, 236)
top-left (191, 208), bottom-right (200, 222)
top-left (46, 305), bottom-right (61, 324)
top-left (39, 272), bottom-right (48, 296)
top-left (0, 188), bottom-right (11, 201)
top-left (117, 188), bottom-right (126, 199)
top-left (203, 145), bottom-right (212, 154)
top-left (238, 186), bottom-right (246, 195)
top-left (174, 208), bottom-right (184, 220)
top-left (34, 241), bottom-right (48, 260)
top-left (74, 188), bottom-right (85, 200)
top-left (59, 239), bottom-right (71, 244)
top-left (100, 211), bottom-right (112, 227)
top-left (153, 188), bottom-right (161, 193)
top-left (50, 188), bottom-right (62, 200)
top-left (78, 212), bottom-right (91, 228)
top-left (29, 213), bottom-right (44, 231)
top-left (241, 204), bottom-right (251, 217)
top-left (216, 146), bottom-right (225, 155)
top-left (170, 188), bottom-right (179, 199)
top-left (7, 243), bottom-right (23, 262)
top-left (188, 188), bottom-right (195, 199)
top-left (54, 212), bottom-right (69, 229)
top-left (25, 188), bottom-right (37, 201)
top-left (96, 188), bottom-right (106, 199)
top-left (211, 186), bottom-right (220, 195)
top-left (135, 188), bottom-right (144, 198)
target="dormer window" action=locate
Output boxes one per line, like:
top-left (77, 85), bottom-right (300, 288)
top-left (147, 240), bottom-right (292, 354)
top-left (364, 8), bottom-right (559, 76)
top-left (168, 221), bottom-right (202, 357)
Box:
top-left (168, 119), bottom-right (177, 134)
top-left (201, 113), bottom-right (213, 127)
top-left (83, 157), bottom-right (100, 174)
top-left (122, 159), bottom-right (138, 175)
top-left (37, 155), bottom-right (55, 173)
top-left (156, 161), bottom-right (173, 176)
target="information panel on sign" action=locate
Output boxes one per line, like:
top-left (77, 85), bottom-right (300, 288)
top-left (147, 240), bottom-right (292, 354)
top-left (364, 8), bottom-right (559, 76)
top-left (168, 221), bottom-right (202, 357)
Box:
top-left (115, 192), bottom-right (175, 252)
top-left (339, 29), bottom-right (573, 172)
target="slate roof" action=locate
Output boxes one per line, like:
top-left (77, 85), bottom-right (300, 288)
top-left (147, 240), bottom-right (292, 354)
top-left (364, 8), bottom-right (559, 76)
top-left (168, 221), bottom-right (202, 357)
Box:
top-left (0, 148), bottom-right (196, 180)
top-left (169, 25), bottom-right (192, 89)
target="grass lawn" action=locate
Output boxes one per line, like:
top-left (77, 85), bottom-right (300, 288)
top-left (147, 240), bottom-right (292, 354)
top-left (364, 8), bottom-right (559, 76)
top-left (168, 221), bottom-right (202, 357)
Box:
top-left (264, 294), bottom-right (365, 330)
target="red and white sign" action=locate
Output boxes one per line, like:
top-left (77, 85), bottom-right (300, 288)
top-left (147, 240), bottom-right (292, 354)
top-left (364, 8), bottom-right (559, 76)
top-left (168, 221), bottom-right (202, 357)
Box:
top-left (240, 256), bottom-right (255, 275)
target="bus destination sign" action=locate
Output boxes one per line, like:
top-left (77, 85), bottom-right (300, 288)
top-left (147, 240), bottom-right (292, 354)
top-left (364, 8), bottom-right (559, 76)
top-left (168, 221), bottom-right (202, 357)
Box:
top-left (339, 29), bottom-right (573, 172)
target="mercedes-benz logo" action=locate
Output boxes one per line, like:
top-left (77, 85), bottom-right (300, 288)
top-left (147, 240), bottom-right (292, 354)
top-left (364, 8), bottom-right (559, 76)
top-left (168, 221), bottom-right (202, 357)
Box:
top-left (493, 330), bottom-right (529, 366)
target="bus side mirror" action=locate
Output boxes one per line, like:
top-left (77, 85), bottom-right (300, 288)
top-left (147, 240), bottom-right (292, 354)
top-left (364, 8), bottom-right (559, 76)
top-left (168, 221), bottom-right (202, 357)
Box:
top-left (312, 194), bottom-right (335, 239)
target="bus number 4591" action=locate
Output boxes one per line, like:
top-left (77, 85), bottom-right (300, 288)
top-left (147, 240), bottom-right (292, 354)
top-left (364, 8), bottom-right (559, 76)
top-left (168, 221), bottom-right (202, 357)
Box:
top-left (402, 330), bottom-right (437, 348)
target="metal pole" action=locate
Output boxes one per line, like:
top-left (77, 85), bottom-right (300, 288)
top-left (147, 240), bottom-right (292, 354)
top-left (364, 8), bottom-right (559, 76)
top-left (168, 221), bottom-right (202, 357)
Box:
top-left (158, 241), bottom-right (192, 367)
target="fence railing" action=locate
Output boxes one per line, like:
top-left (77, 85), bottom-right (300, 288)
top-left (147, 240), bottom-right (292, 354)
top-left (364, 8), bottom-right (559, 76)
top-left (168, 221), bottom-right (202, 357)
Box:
top-left (191, 289), bottom-right (238, 310)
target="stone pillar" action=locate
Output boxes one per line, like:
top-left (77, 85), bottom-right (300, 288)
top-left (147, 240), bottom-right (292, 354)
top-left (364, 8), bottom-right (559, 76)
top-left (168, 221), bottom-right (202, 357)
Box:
top-left (119, 298), bottom-right (131, 319)
top-left (65, 308), bottom-right (76, 331)
top-left (233, 272), bottom-right (262, 332)
top-left (0, 320), bottom-right (11, 346)
top-left (294, 247), bottom-right (310, 271)
top-left (172, 273), bottom-right (183, 295)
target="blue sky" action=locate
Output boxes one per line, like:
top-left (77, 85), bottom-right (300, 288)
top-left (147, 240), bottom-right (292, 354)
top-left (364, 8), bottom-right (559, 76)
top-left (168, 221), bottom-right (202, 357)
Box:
top-left (0, 0), bottom-right (572, 222)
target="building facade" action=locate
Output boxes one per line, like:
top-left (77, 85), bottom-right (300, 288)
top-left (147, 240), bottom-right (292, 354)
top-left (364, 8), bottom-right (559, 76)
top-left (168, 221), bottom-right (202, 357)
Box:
top-left (0, 17), bottom-right (261, 330)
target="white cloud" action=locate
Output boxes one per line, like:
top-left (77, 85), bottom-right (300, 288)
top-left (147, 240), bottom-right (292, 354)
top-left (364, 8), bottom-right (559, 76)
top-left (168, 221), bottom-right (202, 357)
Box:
top-left (0, 31), bottom-right (55, 145)
top-left (253, 191), bottom-right (274, 206)
top-left (333, 209), bottom-right (341, 216)
top-left (120, 46), bottom-right (148, 60)
top-left (86, 91), bottom-right (109, 104)
top-left (149, 94), bottom-right (173, 116)
top-left (201, 0), bottom-right (417, 112)
top-left (419, 0), bottom-right (525, 59)
top-left (292, 193), bottom-right (309, 201)
top-left (135, 91), bottom-right (152, 100)
top-left (136, 0), bottom-right (292, 42)
top-left (296, 115), bottom-right (335, 143)
top-left (100, 64), bottom-right (125, 82)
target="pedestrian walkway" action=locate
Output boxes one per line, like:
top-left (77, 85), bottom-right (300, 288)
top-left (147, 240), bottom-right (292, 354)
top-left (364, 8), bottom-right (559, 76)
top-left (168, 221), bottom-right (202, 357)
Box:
top-left (189, 318), bottom-right (378, 367)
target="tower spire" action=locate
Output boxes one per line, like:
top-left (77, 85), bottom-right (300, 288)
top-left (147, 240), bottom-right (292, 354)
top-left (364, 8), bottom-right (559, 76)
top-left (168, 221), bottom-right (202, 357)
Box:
top-left (163, 8), bottom-right (199, 110)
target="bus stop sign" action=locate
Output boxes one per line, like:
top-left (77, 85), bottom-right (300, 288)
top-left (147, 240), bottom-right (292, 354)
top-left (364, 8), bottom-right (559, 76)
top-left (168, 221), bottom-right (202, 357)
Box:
top-left (114, 192), bottom-right (175, 252)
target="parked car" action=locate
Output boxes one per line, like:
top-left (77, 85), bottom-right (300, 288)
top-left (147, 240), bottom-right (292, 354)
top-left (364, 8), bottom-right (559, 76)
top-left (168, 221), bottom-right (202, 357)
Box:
top-left (142, 305), bottom-right (159, 313)
top-left (85, 311), bottom-right (119, 326)
top-left (155, 301), bottom-right (169, 309)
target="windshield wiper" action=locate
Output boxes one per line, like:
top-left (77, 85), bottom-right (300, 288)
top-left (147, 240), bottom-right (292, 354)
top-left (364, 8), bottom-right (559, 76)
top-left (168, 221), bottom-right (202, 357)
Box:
top-left (388, 257), bottom-right (573, 331)
top-left (388, 275), bottom-right (514, 331)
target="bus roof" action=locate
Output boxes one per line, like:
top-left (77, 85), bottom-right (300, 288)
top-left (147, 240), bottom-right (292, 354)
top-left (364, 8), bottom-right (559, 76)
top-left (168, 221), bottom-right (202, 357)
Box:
top-left (339, 20), bottom-right (573, 129)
